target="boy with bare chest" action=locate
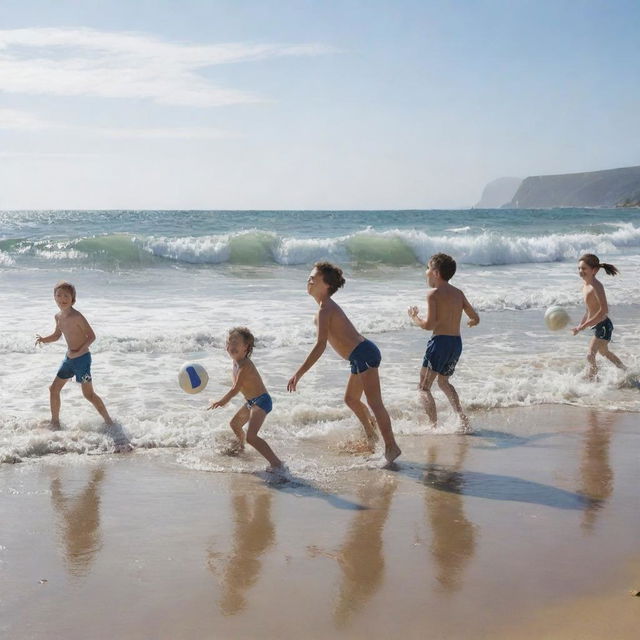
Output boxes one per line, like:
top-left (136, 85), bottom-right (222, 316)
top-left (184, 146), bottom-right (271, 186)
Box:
top-left (287, 262), bottom-right (401, 464)
top-left (36, 281), bottom-right (114, 431)
top-left (408, 253), bottom-right (479, 431)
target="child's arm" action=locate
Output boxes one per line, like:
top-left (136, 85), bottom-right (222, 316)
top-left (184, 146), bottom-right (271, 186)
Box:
top-left (208, 366), bottom-right (246, 409)
top-left (35, 316), bottom-right (62, 346)
top-left (407, 291), bottom-right (436, 330)
top-left (67, 315), bottom-right (96, 357)
top-left (463, 295), bottom-right (480, 327)
top-left (287, 307), bottom-right (330, 391)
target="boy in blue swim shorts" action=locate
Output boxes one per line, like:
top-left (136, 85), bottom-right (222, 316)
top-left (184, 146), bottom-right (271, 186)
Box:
top-left (287, 262), bottom-right (401, 464)
top-left (36, 281), bottom-right (116, 432)
top-left (408, 254), bottom-right (479, 431)
top-left (208, 327), bottom-right (284, 472)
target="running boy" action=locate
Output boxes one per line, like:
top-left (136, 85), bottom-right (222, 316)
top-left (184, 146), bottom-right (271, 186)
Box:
top-left (287, 262), bottom-right (401, 464)
top-left (408, 253), bottom-right (479, 430)
top-left (572, 253), bottom-right (626, 380)
top-left (208, 327), bottom-right (284, 471)
top-left (36, 281), bottom-right (114, 430)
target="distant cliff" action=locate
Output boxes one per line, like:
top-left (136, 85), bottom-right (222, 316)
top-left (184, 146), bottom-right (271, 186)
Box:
top-left (506, 165), bottom-right (640, 208)
top-left (474, 177), bottom-right (522, 208)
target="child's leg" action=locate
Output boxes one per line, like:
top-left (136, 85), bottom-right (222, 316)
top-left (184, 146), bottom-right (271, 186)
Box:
top-left (81, 382), bottom-right (113, 425)
top-left (597, 341), bottom-right (626, 371)
top-left (49, 376), bottom-right (69, 428)
top-left (245, 407), bottom-right (283, 469)
top-left (344, 374), bottom-right (379, 443)
top-left (418, 367), bottom-right (438, 428)
top-left (586, 337), bottom-right (600, 380)
top-left (436, 373), bottom-right (469, 430)
top-left (359, 368), bottom-right (401, 463)
top-left (230, 405), bottom-right (250, 450)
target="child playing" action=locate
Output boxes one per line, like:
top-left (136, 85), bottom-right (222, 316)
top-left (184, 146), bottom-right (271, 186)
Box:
top-left (287, 262), bottom-right (401, 464)
top-left (572, 253), bottom-right (626, 380)
top-left (408, 253), bottom-right (479, 431)
top-left (35, 281), bottom-right (115, 431)
top-left (208, 327), bottom-right (284, 472)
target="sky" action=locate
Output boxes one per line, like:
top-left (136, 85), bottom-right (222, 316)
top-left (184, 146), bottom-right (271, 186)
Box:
top-left (1, 0), bottom-right (639, 209)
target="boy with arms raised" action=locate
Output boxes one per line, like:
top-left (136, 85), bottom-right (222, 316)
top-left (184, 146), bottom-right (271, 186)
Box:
top-left (408, 253), bottom-right (479, 431)
top-left (287, 262), bottom-right (401, 464)
top-left (36, 281), bottom-right (116, 434)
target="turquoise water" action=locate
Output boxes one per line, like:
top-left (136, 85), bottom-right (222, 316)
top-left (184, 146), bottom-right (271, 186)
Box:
top-left (1, 208), bottom-right (639, 268)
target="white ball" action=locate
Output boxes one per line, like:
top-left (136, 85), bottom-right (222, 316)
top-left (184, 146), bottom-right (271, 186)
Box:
top-left (178, 362), bottom-right (209, 394)
top-left (544, 305), bottom-right (570, 331)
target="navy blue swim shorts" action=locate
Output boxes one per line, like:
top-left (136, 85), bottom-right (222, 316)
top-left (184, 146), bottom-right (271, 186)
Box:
top-left (56, 352), bottom-right (92, 383)
top-left (592, 317), bottom-right (613, 341)
top-left (422, 335), bottom-right (462, 377)
top-left (348, 339), bottom-right (382, 375)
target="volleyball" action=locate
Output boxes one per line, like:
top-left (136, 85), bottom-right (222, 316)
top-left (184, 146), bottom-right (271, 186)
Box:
top-left (178, 362), bottom-right (209, 394)
top-left (544, 305), bottom-right (570, 331)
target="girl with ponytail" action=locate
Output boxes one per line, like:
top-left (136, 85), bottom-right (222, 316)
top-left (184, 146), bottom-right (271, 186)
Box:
top-left (572, 254), bottom-right (626, 380)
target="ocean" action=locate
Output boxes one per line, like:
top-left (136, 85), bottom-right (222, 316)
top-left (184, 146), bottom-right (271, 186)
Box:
top-left (1, 208), bottom-right (639, 467)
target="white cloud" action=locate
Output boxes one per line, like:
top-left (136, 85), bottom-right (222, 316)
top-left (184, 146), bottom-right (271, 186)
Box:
top-left (0, 108), bottom-right (234, 139)
top-left (0, 27), bottom-right (335, 107)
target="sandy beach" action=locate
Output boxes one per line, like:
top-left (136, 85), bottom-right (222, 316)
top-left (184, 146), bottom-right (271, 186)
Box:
top-left (1, 404), bottom-right (638, 639)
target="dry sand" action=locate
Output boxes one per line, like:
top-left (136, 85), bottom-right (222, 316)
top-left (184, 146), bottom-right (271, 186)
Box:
top-left (1, 405), bottom-right (638, 639)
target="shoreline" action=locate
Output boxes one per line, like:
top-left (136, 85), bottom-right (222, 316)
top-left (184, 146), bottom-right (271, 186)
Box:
top-left (1, 404), bottom-right (638, 638)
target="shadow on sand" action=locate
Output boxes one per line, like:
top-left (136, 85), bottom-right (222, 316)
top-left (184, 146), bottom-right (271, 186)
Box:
top-left (391, 461), bottom-right (599, 510)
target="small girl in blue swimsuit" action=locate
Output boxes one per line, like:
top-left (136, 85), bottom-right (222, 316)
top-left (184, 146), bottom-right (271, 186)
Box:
top-left (208, 327), bottom-right (284, 471)
top-left (572, 254), bottom-right (626, 380)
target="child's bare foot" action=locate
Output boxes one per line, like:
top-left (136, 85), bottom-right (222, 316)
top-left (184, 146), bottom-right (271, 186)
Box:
top-left (49, 420), bottom-right (61, 431)
top-left (338, 437), bottom-right (375, 455)
top-left (114, 442), bottom-right (134, 453)
top-left (222, 440), bottom-right (244, 456)
top-left (459, 414), bottom-right (471, 433)
top-left (384, 444), bottom-right (401, 464)
top-left (265, 463), bottom-right (289, 476)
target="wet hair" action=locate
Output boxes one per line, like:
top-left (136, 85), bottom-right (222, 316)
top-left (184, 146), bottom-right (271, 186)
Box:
top-left (578, 253), bottom-right (619, 276)
top-left (314, 261), bottom-right (346, 295)
top-left (228, 326), bottom-right (255, 358)
top-left (429, 253), bottom-right (457, 281)
top-left (53, 280), bottom-right (76, 304)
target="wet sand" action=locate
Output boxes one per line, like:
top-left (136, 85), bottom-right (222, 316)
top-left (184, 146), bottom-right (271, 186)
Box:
top-left (1, 405), bottom-right (638, 639)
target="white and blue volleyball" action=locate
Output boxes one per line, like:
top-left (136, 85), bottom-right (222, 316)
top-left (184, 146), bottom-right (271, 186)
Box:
top-left (178, 362), bottom-right (209, 394)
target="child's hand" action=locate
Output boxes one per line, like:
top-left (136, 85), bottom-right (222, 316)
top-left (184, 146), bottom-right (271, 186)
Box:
top-left (35, 334), bottom-right (44, 346)
top-left (287, 374), bottom-right (299, 392)
top-left (407, 306), bottom-right (419, 318)
top-left (467, 318), bottom-right (479, 327)
top-left (208, 399), bottom-right (226, 410)
top-left (571, 326), bottom-right (580, 336)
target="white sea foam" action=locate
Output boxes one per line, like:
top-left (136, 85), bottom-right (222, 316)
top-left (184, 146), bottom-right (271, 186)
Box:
top-left (5, 222), bottom-right (638, 268)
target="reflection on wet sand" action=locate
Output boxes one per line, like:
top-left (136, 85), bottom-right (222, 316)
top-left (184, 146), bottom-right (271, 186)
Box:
top-left (423, 437), bottom-right (477, 593)
top-left (50, 466), bottom-right (105, 577)
top-left (579, 410), bottom-right (615, 532)
top-left (208, 482), bottom-right (275, 616)
top-left (309, 475), bottom-right (398, 628)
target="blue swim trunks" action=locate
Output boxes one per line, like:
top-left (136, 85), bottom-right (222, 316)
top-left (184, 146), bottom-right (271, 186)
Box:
top-left (423, 335), bottom-right (462, 377)
top-left (56, 352), bottom-right (92, 383)
top-left (592, 317), bottom-right (613, 341)
top-left (246, 392), bottom-right (273, 414)
top-left (348, 339), bottom-right (382, 375)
